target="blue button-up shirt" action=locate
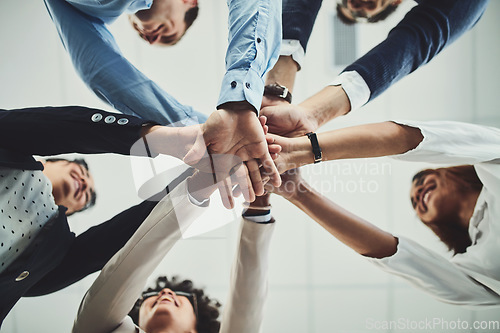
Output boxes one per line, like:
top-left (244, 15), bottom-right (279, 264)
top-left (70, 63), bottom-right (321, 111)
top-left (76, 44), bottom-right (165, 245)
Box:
top-left (44, 0), bottom-right (281, 125)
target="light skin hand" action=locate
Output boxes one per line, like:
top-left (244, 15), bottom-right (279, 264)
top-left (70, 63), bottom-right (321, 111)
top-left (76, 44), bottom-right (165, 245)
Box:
top-left (260, 104), bottom-right (318, 137)
top-left (260, 85), bottom-right (352, 138)
top-left (141, 124), bottom-right (261, 209)
top-left (183, 102), bottom-right (282, 197)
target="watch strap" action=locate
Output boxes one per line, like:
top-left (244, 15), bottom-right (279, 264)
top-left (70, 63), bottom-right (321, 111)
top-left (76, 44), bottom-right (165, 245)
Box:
top-left (264, 84), bottom-right (292, 103)
top-left (306, 132), bottom-right (322, 164)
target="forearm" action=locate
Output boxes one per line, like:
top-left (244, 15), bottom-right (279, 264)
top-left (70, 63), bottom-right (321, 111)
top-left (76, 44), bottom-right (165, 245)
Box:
top-left (218, 0), bottom-right (282, 112)
top-left (265, 56), bottom-right (299, 92)
top-left (220, 218), bottom-right (275, 333)
top-left (0, 106), bottom-right (149, 156)
top-left (282, 121), bottom-right (423, 168)
top-left (289, 181), bottom-right (397, 258)
top-left (343, 0), bottom-right (489, 102)
top-left (282, 0), bottom-right (323, 52)
top-left (300, 85), bottom-right (351, 128)
top-left (44, 0), bottom-right (206, 126)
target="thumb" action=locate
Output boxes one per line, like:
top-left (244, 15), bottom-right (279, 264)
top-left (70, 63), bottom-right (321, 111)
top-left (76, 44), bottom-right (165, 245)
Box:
top-left (183, 131), bottom-right (208, 165)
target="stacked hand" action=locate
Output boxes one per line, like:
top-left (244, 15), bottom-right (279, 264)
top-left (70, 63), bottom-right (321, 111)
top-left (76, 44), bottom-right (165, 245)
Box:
top-left (260, 103), bottom-right (318, 138)
top-left (183, 103), bottom-right (282, 204)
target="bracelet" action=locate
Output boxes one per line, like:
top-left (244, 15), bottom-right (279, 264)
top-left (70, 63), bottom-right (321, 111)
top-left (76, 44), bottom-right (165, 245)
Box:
top-left (264, 83), bottom-right (292, 103)
top-left (306, 132), bottom-right (322, 164)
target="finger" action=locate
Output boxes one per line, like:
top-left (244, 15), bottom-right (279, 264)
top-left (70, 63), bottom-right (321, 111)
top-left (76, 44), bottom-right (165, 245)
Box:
top-left (260, 152), bottom-right (282, 187)
top-left (232, 163), bottom-right (255, 202)
top-left (183, 131), bottom-right (208, 165)
top-left (270, 152), bottom-right (279, 160)
top-left (232, 184), bottom-right (242, 198)
top-left (217, 176), bottom-right (235, 209)
top-left (246, 159), bottom-right (264, 197)
top-left (259, 115), bottom-right (267, 126)
top-left (263, 124), bottom-right (269, 135)
top-left (268, 143), bottom-right (281, 154)
top-left (266, 134), bottom-right (276, 144)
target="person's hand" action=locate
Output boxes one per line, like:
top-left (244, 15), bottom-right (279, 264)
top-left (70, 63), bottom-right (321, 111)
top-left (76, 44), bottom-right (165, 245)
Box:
top-left (265, 132), bottom-right (313, 174)
top-left (260, 104), bottom-right (318, 138)
top-left (139, 124), bottom-right (254, 209)
top-left (184, 103), bottom-right (282, 197)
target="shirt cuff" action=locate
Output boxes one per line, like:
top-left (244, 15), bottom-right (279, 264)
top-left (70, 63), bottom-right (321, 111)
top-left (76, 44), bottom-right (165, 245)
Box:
top-left (242, 209), bottom-right (273, 223)
top-left (280, 39), bottom-right (305, 71)
top-left (187, 192), bottom-right (210, 207)
top-left (217, 68), bottom-right (265, 113)
top-left (329, 71), bottom-right (370, 112)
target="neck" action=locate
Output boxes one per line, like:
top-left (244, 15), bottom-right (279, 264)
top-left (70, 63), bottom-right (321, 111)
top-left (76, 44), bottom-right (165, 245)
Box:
top-left (458, 188), bottom-right (482, 229)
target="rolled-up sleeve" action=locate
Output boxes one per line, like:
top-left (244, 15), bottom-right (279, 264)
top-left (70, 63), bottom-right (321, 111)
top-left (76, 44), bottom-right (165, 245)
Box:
top-left (366, 237), bottom-right (500, 307)
top-left (391, 120), bottom-right (500, 165)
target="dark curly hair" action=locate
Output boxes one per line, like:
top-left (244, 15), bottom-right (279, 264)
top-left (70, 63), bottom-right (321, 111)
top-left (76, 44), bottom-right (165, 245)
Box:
top-left (336, 2), bottom-right (399, 25)
top-left (128, 276), bottom-right (221, 333)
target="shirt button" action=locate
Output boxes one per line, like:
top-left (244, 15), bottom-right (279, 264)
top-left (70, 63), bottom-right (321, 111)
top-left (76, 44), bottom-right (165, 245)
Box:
top-left (117, 118), bottom-right (129, 125)
top-left (104, 115), bottom-right (116, 124)
top-left (15, 271), bottom-right (29, 282)
top-left (91, 113), bottom-right (103, 122)
top-left (245, 82), bottom-right (251, 89)
top-left (257, 38), bottom-right (261, 43)
top-left (231, 81), bottom-right (237, 88)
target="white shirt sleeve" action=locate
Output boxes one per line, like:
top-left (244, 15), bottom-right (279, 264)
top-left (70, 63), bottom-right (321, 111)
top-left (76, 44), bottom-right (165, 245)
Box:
top-left (280, 39), bottom-right (305, 71)
top-left (72, 180), bottom-right (208, 333)
top-left (366, 237), bottom-right (500, 307)
top-left (220, 218), bottom-right (275, 333)
top-left (329, 71), bottom-right (370, 112)
top-left (391, 120), bottom-right (500, 165)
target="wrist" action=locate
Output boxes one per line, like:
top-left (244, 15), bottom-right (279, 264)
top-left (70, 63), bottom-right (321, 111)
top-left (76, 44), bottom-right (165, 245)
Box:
top-left (287, 179), bottom-right (311, 203)
top-left (142, 126), bottom-right (177, 158)
top-left (218, 101), bottom-right (257, 115)
top-left (284, 136), bottom-right (314, 171)
top-left (301, 86), bottom-right (350, 128)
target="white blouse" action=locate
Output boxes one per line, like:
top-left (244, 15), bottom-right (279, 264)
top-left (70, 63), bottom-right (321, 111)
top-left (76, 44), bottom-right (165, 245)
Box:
top-left (0, 168), bottom-right (58, 273)
top-left (367, 120), bottom-right (500, 307)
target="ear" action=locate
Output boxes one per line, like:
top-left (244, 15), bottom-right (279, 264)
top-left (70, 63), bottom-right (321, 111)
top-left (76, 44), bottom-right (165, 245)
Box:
top-left (183, 0), bottom-right (198, 9)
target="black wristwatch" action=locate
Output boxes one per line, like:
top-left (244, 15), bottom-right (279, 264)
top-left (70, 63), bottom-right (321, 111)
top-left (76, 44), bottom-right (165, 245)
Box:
top-left (264, 83), bottom-right (292, 103)
top-left (306, 132), bottom-right (322, 164)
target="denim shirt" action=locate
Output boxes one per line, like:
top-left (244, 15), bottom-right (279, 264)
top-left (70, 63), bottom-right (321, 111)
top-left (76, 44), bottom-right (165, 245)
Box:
top-left (65, 0), bottom-right (152, 24)
top-left (44, 0), bottom-right (281, 125)
top-left (218, 0), bottom-right (282, 112)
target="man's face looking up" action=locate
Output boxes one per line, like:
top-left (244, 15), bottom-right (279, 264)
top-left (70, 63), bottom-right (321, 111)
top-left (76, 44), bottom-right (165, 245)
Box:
top-left (129, 0), bottom-right (197, 45)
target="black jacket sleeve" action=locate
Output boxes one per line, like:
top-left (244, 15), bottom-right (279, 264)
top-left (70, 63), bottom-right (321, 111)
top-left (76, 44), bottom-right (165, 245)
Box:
top-left (0, 105), bottom-right (156, 156)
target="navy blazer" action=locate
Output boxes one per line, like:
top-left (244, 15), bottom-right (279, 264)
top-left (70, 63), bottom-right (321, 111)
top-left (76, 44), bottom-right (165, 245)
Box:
top-left (282, 0), bottom-right (489, 101)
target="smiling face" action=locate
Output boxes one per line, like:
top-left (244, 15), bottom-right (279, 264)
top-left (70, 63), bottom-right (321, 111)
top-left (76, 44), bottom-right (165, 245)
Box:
top-left (409, 170), bottom-right (461, 225)
top-left (337, 0), bottom-right (401, 22)
top-left (139, 288), bottom-right (197, 333)
top-left (42, 160), bottom-right (95, 215)
top-left (129, 0), bottom-right (197, 45)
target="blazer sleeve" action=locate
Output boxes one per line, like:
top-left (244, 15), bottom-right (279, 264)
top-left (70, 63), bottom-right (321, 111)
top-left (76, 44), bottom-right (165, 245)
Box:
top-left (390, 120), bottom-right (500, 165)
top-left (43, 0), bottom-right (207, 126)
top-left (219, 219), bottom-right (275, 333)
top-left (72, 180), bottom-right (208, 333)
top-left (281, 0), bottom-right (323, 52)
top-left (343, 0), bottom-right (489, 102)
top-left (0, 106), bottom-right (150, 156)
